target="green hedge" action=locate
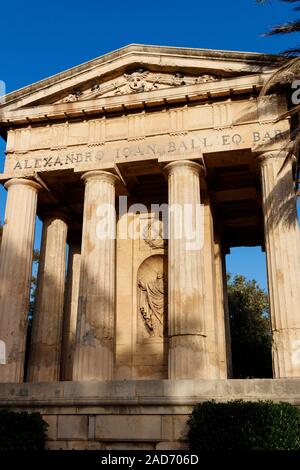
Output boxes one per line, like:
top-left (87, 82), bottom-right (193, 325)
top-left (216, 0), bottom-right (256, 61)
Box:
top-left (0, 410), bottom-right (48, 450)
top-left (187, 400), bottom-right (300, 450)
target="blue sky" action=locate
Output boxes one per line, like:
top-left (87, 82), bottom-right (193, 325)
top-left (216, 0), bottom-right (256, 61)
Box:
top-left (0, 0), bottom-right (299, 289)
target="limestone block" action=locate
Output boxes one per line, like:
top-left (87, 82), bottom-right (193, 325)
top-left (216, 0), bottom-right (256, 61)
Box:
top-left (57, 415), bottom-right (88, 440)
top-left (104, 442), bottom-right (156, 450)
top-left (43, 415), bottom-right (57, 440)
top-left (46, 441), bottom-right (68, 450)
top-left (95, 415), bottom-right (162, 441)
top-left (173, 415), bottom-right (189, 441)
top-left (156, 441), bottom-right (188, 450)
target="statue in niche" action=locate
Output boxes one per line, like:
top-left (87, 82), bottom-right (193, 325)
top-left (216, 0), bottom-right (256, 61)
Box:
top-left (138, 272), bottom-right (167, 337)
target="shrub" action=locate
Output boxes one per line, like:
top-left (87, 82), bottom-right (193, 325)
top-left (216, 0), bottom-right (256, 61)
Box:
top-left (0, 409), bottom-right (48, 450)
top-left (187, 400), bottom-right (300, 450)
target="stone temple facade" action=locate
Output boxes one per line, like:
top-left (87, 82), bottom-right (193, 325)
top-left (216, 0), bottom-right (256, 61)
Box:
top-left (0, 44), bottom-right (299, 449)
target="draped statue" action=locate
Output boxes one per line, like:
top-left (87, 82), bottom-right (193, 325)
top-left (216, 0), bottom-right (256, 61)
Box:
top-left (138, 272), bottom-right (167, 337)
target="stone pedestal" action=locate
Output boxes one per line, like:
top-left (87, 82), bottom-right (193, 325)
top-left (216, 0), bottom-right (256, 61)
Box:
top-left (27, 213), bottom-right (68, 382)
top-left (258, 151), bottom-right (300, 377)
top-left (61, 242), bottom-right (81, 381)
top-left (73, 171), bottom-right (119, 380)
top-left (165, 160), bottom-right (209, 379)
top-left (0, 178), bottom-right (41, 383)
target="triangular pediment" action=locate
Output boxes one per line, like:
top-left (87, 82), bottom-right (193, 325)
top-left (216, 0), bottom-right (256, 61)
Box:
top-left (0, 44), bottom-right (286, 125)
top-left (56, 69), bottom-right (222, 103)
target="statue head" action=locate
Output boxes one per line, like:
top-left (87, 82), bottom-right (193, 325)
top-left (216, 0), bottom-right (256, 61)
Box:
top-left (156, 272), bottom-right (164, 280)
top-left (124, 69), bottom-right (148, 92)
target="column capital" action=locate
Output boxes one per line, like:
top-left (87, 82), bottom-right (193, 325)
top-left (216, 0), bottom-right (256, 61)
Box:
top-left (163, 159), bottom-right (205, 177)
top-left (40, 208), bottom-right (70, 223)
top-left (4, 177), bottom-right (42, 192)
top-left (81, 170), bottom-right (120, 186)
top-left (256, 151), bottom-right (296, 168)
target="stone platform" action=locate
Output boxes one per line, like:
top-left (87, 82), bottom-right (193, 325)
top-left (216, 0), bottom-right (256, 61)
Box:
top-left (0, 379), bottom-right (300, 450)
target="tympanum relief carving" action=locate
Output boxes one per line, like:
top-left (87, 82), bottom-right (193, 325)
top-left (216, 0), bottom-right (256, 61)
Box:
top-left (57, 69), bottom-right (220, 103)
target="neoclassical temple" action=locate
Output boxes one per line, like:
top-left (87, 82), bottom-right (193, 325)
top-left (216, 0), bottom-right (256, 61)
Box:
top-left (0, 45), bottom-right (299, 449)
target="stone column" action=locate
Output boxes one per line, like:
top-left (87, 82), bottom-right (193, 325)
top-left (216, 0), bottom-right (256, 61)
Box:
top-left (214, 237), bottom-right (229, 378)
top-left (258, 151), bottom-right (300, 377)
top-left (165, 160), bottom-right (209, 379)
top-left (202, 196), bottom-right (228, 379)
top-left (61, 241), bottom-right (81, 381)
top-left (73, 170), bottom-right (119, 381)
top-left (27, 212), bottom-right (68, 382)
top-left (0, 178), bottom-right (41, 383)
top-left (202, 197), bottom-right (220, 378)
top-left (221, 251), bottom-right (233, 378)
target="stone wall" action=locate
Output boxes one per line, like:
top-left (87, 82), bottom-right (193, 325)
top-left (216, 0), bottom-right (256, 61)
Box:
top-left (0, 379), bottom-right (299, 450)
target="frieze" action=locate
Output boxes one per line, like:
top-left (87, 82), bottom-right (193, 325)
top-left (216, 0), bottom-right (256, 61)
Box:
top-left (6, 125), bottom-right (287, 174)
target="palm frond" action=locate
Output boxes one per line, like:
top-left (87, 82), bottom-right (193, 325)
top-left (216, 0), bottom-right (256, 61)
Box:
top-left (281, 0), bottom-right (300, 6)
top-left (282, 47), bottom-right (300, 56)
top-left (273, 103), bottom-right (300, 122)
top-left (260, 56), bottom-right (300, 96)
top-left (264, 20), bottom-right (300, 36)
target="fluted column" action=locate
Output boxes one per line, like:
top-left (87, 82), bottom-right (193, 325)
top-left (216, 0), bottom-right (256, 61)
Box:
top-left (202, 197), bottom-right (220, 378)
top-left (221, 251), bottom-right (233, 378)
top-left (258, 151), bottom-right (300, 377)
top-left (73, 170), bottom-right (119, 380)
top-left (61, 242), bottom-right (81, 381)
top-left (0, 178), bottom-right (41, 383)
top-left (27, 212), bottom-right (68, 382)
top-left (165, 160), bottom-right (209, 379)
top-left (213, 237), bottom-right (229, 378)
top-left (202, 196), bottom-right (228, 379)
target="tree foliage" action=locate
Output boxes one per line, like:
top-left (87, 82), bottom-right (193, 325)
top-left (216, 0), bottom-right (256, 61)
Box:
top-left (228, 274), bottom-right (272, 378)
top-left (0, 410), bottom-right (48, 450)
top-left (188, 400), bottom-right (300, 450)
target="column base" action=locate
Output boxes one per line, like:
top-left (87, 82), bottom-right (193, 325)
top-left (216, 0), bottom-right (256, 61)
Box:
top-left (168, 335), bottom-right (209, 379)
top-left (272, 329), bottom-right (300, 378)
top-left (73, 341), bottom-right (114, 381)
